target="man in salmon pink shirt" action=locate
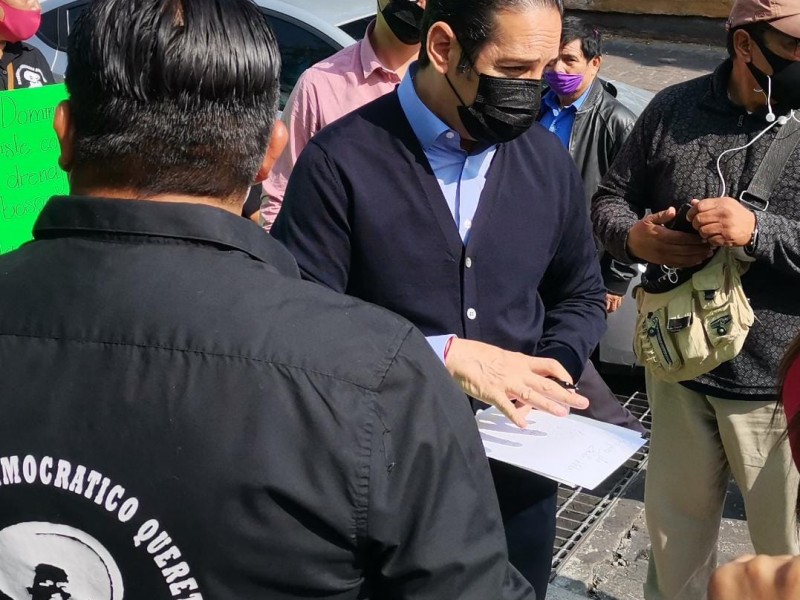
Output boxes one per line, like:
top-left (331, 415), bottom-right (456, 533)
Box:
top-left (260, 0), bottom-right (425, 230)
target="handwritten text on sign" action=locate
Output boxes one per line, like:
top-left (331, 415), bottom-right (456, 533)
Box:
top-left (0, 84), bottom-right (69, 255)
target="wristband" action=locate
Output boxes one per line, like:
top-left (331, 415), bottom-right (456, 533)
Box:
top-left (744, 213), bottom-right (759, 256)
top-left (443, 336), bottom-right (455, 363)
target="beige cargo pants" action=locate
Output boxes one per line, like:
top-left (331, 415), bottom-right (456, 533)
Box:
top-left (644, 372), bottom-right (800, 600)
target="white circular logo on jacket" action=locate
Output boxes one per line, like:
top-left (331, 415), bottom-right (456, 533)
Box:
top-left (0, 522), bottom-right (124, 600)
top-left (15, 65), bottom-right (46, 88)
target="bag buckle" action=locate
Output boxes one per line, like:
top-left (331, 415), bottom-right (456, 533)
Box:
top-left (738, 190), bottom-right (769, 212)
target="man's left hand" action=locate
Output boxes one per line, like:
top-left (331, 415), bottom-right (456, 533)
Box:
top-left (687, 197), bottom-right (756, 247)
top-left (606, 294), bottom-right (624, 313)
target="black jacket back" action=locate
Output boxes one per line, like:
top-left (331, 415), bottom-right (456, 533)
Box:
top-left (0, 196), bottom-right (533, 600)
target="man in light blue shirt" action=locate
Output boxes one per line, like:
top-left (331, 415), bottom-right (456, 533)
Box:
top-left (397, 64), bottom-right (495, 246)
top-left (397, 64), bottom-right (496, 359)
top-left (272, 1), bottom-right (608, 596)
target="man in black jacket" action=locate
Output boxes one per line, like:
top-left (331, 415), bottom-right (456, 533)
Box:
top-left (0, 0), bottom-right (53, 90)
top-left (540, 20), bottom-right (638, 310)
top-left (538, 21), bottom-right (643, 433)
top-left (0, 0), bottom-right (534, 598)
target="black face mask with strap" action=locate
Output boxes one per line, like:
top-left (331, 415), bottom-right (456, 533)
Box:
top-left (380, 0), bottom-right (424, 46)
top-left (748, 33), bottom-right (800, 112)
top-left (444, 44), bottom-right (542, 145)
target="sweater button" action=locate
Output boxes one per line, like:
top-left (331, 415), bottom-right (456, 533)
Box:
top-left (467, 308), bottom-right (477, 320)
top-left (465, 257), bottom-right (473, 268)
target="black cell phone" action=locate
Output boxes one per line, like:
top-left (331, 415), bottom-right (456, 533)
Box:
top-left (666, 203), bottom-right (695, 234)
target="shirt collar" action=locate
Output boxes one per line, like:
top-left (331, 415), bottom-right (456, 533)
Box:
top-left (0, 42), bottom-right (24, 68)
top-left (572, 84), bottom-right (593, 110)
top-left (543, 83), bottom-right (593, 114)
top-left (359, 20), bottom-right (397, 80)
top-left (702, 59), bottom-right (745, 115)
top-left (543, 90), bottom-right (560, 112)
top-left (397, 63), bottom-right (455, 151)
top-left (33, 196), bottom-right (300, 277)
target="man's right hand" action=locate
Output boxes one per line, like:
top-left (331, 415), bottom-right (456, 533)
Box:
top-left (626, 207), bottom-right (712, 268)
top-left (444, 338), bottom-right (590, 428)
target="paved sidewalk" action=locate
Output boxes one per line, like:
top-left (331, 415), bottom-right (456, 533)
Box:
top-left (601, 37), bottom-right (727, 92)
top-left (550, 472), bottom-right (753, 599)
top-left (544, 38), bottom-right (752, 598)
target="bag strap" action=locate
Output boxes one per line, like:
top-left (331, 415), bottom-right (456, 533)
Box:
top-left (7, 63), bottom-right (13, 91)
top-left (740, 116), bottom-right (800, 212)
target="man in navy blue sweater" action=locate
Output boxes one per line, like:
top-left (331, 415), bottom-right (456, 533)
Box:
top-left (273, 0), bottom-right (607, 596)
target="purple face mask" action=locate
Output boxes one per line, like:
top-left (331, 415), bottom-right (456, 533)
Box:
top-left (543, 71), bottom-right (584, 96)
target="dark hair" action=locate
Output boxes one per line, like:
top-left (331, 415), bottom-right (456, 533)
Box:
top-left (560, 18), bottom-right (602, 60)
top-left (65, 0), bottom-right (280, 201)
top-left (418, 0), bottom-right (564, 70)
top-left (726, 21), bottom-right (770, 59)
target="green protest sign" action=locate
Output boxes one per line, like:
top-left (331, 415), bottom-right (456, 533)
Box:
top-left (0, 84), bottom-right (69, 255)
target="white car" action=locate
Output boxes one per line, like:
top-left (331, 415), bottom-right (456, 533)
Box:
top-left (31, 0), bottom-right (374, 106)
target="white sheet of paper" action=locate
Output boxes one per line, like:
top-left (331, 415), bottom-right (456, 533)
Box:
top-left (476, 407), bottom-right (646, 490)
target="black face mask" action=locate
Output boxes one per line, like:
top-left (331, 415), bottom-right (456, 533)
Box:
top-left (748, 34), bottom-right (800, 112)
top-left (380, 0), bottom-right (424, 46)
top-left (445, 62), bottom-right (542, 145)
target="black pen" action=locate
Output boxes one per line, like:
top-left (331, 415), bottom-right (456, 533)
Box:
top-left (547, 376), bottom-right (580, 392)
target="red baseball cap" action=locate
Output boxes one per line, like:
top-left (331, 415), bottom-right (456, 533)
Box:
top-left (728, 0), bottom-right (800, 37)
top-left (783, 356), bottom-right (800, 468)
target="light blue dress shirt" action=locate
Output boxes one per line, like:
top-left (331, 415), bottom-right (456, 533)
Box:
top-left (538, 85), bottom-right (592, 150)
top-left (397, 64), bottom-right (498, 360)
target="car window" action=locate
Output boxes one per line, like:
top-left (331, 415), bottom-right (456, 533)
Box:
top-left (36, 1), bottom-right (87, 52)
top-left (338, 16), bottom-right (372, 41)
top-left (37, 8), bottom-right (59, 49)
top-left (262, 13), bottom-right (341, 108)
top-left (40, 1), bottom-right (340, 111)
top-left (66, 4), bottom-right (87, 38)
top-left (64, 3), bottom-right (88, 39)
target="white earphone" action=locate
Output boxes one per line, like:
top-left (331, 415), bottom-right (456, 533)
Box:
top-left (716, 73), bottom-right (798, 196)
top-left (762, 76), bottom-right (776, 122)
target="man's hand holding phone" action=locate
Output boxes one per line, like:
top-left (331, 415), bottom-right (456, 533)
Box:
top-left (686, 198), bottom-right (757, 247)
top-left (626, 205), bottom-right (712, 268)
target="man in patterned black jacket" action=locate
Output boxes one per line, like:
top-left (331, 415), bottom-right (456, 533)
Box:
top-left (592, 1), bottom-right (800, 598)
